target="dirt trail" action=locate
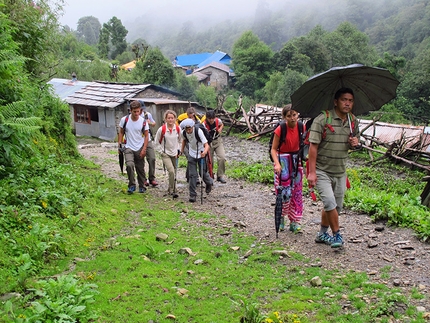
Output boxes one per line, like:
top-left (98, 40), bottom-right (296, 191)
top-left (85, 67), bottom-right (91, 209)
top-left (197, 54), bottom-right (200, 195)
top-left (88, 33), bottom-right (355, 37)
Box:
top-left (78, 136), bottom-right (430, 310)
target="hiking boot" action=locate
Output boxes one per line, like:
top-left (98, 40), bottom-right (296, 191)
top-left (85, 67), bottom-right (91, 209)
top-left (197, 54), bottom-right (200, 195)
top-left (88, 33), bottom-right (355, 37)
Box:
top-left (315, 232), bottom-right (333, 245)
top-left (331, 232), bottom-right (344, 248)
top-left (205, 183), bottom-right (212, 194)
top-left (144, 180), bottom-right (149, 187)
top-left (127, 185), bottom-right (136, 194)
top-left (150, 180), bottom-right (158, 187)
top-left (279, 217), bottom-right (285, 231)
top-left (138, 187), bottom-right (146, 193)
top-left (289, 222), bottom-right (302, 233)
top-left (217, 177), bottom-right (226, 184)
top-left (172, 192), bottom-right (179, 199)
top-left (189, 196), bottom-right (196, 203)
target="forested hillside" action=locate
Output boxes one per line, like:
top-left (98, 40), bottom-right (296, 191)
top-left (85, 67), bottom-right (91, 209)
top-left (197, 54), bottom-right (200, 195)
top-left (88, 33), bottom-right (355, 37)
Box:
top-left (57, 0), bottom-right (430, 125)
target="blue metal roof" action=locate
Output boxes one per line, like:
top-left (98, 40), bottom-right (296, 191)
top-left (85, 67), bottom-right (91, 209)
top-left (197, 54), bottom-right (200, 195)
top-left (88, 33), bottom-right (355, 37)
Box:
top-left (47, 78), bottom-right (92, 100)
top-left (174, 53), bottom-right (212, 67)
top-left (197, 50), bottom-right (231, 68)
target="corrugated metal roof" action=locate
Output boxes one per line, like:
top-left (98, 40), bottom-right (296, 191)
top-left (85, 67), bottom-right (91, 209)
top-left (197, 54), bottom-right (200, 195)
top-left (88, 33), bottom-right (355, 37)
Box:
top-left (359, 119), bottom-right (423, 145)
top-left (64, 82), bottom-right (182, 108)
top-left (197, 50), bottom-right (231, 68)
top-left (138, 98), bottom-right (197, 105)
top-left (174, 52), bottom-right (212, 67)
top-left (66, 82), bottom-right (152, 108)
top-left (47, 78), bottom-right (92, 100)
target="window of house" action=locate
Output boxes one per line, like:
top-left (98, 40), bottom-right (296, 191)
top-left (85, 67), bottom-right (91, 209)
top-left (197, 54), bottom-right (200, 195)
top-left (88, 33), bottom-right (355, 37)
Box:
top-left (75, 106), bottom-right (91, 124)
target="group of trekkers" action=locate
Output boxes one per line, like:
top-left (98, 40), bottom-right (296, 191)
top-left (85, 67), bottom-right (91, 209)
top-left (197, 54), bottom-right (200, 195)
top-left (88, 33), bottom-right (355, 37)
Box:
top-left (118, 102), bottom-right (226, 203)
top-left (118, 87), bottom-right (361, 248)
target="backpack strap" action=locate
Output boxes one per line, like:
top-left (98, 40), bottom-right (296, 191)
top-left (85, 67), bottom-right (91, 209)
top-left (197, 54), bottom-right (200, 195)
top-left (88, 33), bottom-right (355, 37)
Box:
top-left (322, 110), bottom-right (335, 139)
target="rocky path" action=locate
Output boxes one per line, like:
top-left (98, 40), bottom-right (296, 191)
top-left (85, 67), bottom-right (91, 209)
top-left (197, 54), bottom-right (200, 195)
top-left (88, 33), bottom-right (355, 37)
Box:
top-left (78, 136), bottom-right (430, 312)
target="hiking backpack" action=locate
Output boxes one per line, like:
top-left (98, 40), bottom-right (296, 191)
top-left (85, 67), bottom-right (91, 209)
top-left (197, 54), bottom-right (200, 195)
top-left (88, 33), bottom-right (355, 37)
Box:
top-left (269, 121), bottom-right (305, 162)
top-left (183, 123), bottom-right (213, 145)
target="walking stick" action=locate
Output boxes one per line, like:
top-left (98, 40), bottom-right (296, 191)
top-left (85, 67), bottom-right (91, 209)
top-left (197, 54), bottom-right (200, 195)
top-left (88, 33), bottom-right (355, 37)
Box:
top-left (199, 157), bottom-right (204, 204)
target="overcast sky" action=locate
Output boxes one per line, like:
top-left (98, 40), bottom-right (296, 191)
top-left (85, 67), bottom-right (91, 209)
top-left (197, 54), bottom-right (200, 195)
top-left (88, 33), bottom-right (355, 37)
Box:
top-left (60, 0), bottom-right (284, 29)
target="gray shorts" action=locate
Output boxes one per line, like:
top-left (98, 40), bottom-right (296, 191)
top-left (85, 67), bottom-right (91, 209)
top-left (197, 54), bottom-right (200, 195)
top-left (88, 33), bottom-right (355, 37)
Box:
top-left (315, 170), bottom-right (347, 213)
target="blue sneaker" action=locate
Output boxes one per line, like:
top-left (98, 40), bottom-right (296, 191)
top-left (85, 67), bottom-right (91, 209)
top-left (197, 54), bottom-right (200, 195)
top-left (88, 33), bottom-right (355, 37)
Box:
top-left (138, 187), bottom-right (146, 193)
top-left (331, 232), bottom-right (344, 248)
top-left (315, 232), bottom-right (333, 245)
top-left (127, 186), bottom-right (136, 194)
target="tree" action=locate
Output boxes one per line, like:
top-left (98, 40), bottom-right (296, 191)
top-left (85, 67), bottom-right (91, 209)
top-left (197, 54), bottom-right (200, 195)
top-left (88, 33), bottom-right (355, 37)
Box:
top-left (232, 31), bottom-right (274, 98)
top-left (195, 84), bottom-right (217, 109)
top-left (97, 16), bottom-right (128, 59)
top-left (108, 17), bottom-right (128, 59)
top-left (97, 24), bottom-right (110, 59)
top-left (174, 71), bottom-right (198, 101)
top-left (2, 0), bottom-right (64, 79)
top-left (323, 22), bottom-right (377, 67)
top-left (132, 47), bottom-right (175, 87)
top-left (77, 16), bottom-right (101, 45)
top-left (262, 70), bottom-right (308, 107)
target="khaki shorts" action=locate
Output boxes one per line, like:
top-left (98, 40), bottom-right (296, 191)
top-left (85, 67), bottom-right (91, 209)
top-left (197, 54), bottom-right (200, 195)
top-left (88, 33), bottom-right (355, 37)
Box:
top-left (315, 170), bottom-right (346, 213)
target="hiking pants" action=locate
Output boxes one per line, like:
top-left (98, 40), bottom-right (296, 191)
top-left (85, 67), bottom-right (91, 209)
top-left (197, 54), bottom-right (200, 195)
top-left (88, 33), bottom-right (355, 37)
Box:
top-left (274, 153), bottom-right (303, 223)
top-left (161, 153), bottom-right (177, 194)
top-left (143, 141), bottom-right (156, 182)
top-left (187, 156), bottom-right (213, 198)
top-left (210, 137), bottom-right (226, 179)
top-left (124, 147), bottom-right (146, 189)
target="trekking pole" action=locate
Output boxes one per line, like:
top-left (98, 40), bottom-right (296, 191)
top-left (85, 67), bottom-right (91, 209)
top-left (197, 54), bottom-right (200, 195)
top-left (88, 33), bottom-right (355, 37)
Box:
top-left (199, 156), bottom-right (204, 204)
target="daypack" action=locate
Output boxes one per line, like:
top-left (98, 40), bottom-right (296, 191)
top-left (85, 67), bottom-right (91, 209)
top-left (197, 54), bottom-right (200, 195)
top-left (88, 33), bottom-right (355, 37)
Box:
top-left (269, 121), bottom-right (304, 162)
top-left (183, 123), bottom-right (213, 145)
top-left (122, 114), bottom-right (147, 144)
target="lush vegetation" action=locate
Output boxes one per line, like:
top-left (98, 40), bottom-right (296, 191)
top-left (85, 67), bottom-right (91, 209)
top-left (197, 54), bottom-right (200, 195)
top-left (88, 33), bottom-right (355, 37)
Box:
top-left (0, 0), bottom-right (429, 322)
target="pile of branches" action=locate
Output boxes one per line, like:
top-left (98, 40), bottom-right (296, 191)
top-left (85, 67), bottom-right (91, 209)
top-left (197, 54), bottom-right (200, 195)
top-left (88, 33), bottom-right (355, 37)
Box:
top-left (215, 95), bottom-right (283, 138)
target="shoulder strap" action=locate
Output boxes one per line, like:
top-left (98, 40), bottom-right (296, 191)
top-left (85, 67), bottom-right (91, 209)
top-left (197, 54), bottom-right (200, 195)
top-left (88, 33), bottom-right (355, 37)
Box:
top-left (204, 120), bottom-right (210, 131)
top-left (194, 125), bottom-right (201, 142)
top-left (278, 122), bottom-right (287, 147)
top-left (298, 121), bottom-right (304, 147)
top-left (159, 124), bottom-right (167, 144)
top-left (123, 114), bottom-right (130, 132)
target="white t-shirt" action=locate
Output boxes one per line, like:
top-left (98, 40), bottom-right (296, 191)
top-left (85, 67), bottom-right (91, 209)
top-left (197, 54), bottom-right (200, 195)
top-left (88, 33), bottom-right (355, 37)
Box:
top-left (119, 115), bottom-right (149, 151)
top-left (183, 127), bottom-right (207, 159)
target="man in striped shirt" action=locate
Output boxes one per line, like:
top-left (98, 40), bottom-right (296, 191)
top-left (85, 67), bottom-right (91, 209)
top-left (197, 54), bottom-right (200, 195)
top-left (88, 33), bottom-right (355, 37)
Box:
top-left (307, 87), bottom-right (361, 248)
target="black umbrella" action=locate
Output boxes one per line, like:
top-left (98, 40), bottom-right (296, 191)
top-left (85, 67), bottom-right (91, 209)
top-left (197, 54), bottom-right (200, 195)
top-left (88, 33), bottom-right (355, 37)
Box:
top-left (291, 64), bottom-right (400, 118)
top-left (118, 144), bottom-right (124, 174)
top-left (274, 190), bottom-right (283, 238)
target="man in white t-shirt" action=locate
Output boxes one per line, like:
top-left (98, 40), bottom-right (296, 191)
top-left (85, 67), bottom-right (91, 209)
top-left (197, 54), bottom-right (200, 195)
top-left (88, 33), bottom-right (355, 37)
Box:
top-left (118, 100), bottom-right (149, 194)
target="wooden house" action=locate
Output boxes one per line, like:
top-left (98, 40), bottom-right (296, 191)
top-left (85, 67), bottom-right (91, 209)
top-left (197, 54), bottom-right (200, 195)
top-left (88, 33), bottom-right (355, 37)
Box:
top-left (64, 81), bottom-right (199, 141)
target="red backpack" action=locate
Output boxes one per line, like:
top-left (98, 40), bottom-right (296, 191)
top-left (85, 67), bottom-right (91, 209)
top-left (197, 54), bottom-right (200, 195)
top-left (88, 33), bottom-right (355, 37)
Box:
top-left (159, 124), bottom-right (180, 145)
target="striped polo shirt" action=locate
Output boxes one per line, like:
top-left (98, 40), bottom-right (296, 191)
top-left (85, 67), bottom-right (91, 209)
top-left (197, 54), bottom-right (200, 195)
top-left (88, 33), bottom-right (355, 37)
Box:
top-left (308, 109), bottom-right (359, 176)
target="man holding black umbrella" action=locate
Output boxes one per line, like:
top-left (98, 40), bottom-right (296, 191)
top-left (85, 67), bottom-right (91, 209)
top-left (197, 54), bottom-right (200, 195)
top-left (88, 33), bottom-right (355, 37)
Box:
top-left (307, 88), bottom-right (361, 248)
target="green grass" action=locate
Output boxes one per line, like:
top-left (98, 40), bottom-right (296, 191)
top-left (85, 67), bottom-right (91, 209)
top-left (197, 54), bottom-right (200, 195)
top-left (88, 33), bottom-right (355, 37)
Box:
top-left (0, 153), bottom-right (428, 322)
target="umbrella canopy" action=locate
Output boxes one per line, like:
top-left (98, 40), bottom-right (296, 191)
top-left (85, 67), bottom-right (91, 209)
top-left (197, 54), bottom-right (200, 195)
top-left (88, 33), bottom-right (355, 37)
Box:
top-left (291, 64), bottom-right (400, 119)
